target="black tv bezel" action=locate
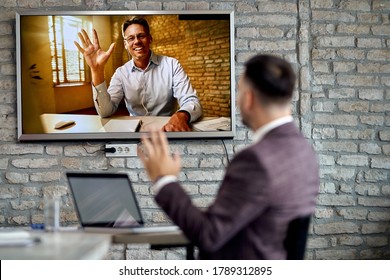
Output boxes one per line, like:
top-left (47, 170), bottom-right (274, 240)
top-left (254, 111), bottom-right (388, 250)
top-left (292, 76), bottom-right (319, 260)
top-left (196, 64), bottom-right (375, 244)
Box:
top-left (16, 10), bottom-right (236, 141)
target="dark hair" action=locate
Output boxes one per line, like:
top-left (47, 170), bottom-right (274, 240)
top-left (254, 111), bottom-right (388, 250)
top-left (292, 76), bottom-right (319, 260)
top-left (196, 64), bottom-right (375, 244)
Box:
top-left (244, 55), bottom-right (296, 103)
top-left (122, 17), bottom-right (150, 38)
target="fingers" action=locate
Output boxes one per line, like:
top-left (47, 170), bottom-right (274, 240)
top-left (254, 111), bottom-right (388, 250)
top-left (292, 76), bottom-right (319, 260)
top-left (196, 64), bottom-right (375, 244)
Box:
top-left (140, 129), bottom-right (170, 159)
top-left (74, 41), bottom-right (84, 54)
top-left (157, 130), bottom-right (170, 157)
top-left (137, 141), bottom-right (149, 164)
top-left (76, 29), bottom-right (97, 50)
top-left (92, 29), bottom-right (99, 46)
top-left (76, 29), bottom-right (88, 47)
top-left (106, 42), bottom-right (116, 57)
top-left (163, 122), bottom-right (191, 132)
top-left (140, 132), bottom-right (154, 159)
top-left (74, 29), bottom-right (90, 53)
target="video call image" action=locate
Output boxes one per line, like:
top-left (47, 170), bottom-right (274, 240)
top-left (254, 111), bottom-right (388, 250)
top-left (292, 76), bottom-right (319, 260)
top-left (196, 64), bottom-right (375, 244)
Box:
top-left (18, 14), bottom-right (232, 136)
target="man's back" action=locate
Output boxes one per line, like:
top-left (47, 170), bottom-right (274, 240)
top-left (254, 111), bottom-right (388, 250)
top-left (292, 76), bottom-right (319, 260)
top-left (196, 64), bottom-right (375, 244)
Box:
top-left (156, 122), bottom-right (319, 259)
top-left (139, 54), bottom-right (320, 260)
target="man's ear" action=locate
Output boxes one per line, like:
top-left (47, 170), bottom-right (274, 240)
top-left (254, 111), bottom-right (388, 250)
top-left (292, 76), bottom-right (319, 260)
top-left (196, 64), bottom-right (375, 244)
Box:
top-left (244, 89), bottom-right (256, 111)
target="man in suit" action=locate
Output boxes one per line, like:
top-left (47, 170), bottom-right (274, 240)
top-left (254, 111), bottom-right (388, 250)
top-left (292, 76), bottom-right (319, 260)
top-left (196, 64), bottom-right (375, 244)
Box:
top-left (138, 54), bottom-right (319, 259)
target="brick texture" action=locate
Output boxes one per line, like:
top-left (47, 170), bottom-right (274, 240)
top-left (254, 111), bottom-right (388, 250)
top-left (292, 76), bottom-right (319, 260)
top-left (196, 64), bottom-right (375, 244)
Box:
top-left (0, 0), bottom-right (389, 260)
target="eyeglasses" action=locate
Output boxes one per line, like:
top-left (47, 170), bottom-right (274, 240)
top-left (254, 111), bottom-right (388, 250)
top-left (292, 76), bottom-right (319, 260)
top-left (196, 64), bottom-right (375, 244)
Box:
top-left (124, 33), bottom-right (149, 43)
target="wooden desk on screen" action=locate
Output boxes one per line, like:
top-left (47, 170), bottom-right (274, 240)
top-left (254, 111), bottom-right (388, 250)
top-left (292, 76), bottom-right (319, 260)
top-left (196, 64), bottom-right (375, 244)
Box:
top-left (40, 114), bottom-right (170, 133)
top-left (40, 114), bottom-right (231, 133)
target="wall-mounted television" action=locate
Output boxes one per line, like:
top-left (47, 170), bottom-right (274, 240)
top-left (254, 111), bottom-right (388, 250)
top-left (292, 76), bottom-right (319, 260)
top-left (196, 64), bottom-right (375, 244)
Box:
top-left (16, 10), bottom-right (235, 141)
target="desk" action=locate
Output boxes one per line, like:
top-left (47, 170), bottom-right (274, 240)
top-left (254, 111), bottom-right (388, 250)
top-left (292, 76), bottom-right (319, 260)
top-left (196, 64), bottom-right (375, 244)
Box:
top-left (112, 230), bottom-right (195, 260)
top-left (40, 114), bottom-right (231, 133)
top-left (0, 231), bottom-right (111, 260)
top-left (0, 229), bottom-right (193, 260)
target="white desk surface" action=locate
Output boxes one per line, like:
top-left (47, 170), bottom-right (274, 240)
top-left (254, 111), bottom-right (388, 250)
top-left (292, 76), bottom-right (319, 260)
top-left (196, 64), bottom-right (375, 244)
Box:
top-left (0, 231), bottom-right (111, 260)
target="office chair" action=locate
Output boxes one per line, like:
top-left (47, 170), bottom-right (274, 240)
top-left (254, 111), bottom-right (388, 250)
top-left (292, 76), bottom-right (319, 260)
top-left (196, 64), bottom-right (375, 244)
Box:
top-left (283, 215), bottom-right (311, 260)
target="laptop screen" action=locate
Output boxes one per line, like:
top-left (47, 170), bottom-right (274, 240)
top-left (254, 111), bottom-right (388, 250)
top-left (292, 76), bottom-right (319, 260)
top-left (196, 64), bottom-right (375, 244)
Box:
top-left (67, 172), bottom-right (144, 228)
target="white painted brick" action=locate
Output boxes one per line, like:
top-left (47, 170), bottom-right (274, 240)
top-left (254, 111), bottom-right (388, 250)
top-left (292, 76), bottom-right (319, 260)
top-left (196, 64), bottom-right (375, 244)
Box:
top-left (0, 144), bottom-right (44, 155)
top-left (314, 222), bottom-right (359, 235)
top-left (359, 143), bottom-right (381, 154)
top-left (307, 237), bottom-right (329, 249)
top-left (357, 38), bottom-right (383, 48)
top-left (337, 75), bottom-right (380, 87)
top-left (367, 236), bottom-right (388, 247)
top-left (316, 36), bottom-right (355, 48)
top-left (368, 211), bottom-right (390, 222)
top-left (311, 0), bottom-right (333, 9)
top-left (382, 185), bottom-right (390, 196)
top-left (337, 208), bottom-right (368, 220)
top-left (6, 172), bottom-right (29, 184)
top-left (339, 236), bottom-right (364, 246)
top-left (371, 157), bottom-right (390, 169)
top-left (358, 197), bottom-right (390, 207)
top-left (367, 49), bottom-right (390, 61)
top-left (11, 158), bottom-right (59, 169)
top-left (317, 194), bottom-right (356, 206)
top-left (337, 129), bottom-right (375, 140)
top-left (314, 207), bottom-right (334, 218)
top-left (359, 89), bottom-right (384, 100)
top-left (312, 11), bottom-right (355, 22)
top-left (30, 172), bottom-right (61, 182)
top-left (336, 24), bottom-right (370, 34)
top-left (360, 115), bottom-right (385, 126)
top-left (163, 1), bottom-right (185, 10)
top-left (339, 184), bottom-right (353, 194)
top-left (361, 223), bottom-right (388, 234)
top-left (333, 61), bottom-right (355, 72)
top-left (372, 25), bottom-right (390, 36)
top-left (357, 13), bottom-right (380, 23)
top-left (337, 155), bottom-right (369, 166)
top-left (336, 49), bottom-right (366, 60)
top-left (0, 0), bottom-right (388, 260)
top-left (313, 114), bottom-right (358, 126)
top-left (340, 0), bottom-right (371, 11)
top-left (364, 170), bottom-right (388, 182)
top-left (328, 88), bottom-right (355, 99)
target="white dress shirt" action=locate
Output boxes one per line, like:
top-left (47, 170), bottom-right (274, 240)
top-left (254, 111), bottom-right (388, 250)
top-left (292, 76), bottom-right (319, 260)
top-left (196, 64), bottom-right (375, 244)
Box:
top-left (93, 52), bottom-right (202, 122)
top-left (251, 115), bottom-right (294, 143)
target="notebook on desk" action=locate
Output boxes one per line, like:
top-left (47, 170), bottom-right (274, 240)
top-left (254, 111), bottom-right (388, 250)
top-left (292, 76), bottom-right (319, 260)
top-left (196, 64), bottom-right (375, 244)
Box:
top-left (66, 172), bottom-right (179, 234)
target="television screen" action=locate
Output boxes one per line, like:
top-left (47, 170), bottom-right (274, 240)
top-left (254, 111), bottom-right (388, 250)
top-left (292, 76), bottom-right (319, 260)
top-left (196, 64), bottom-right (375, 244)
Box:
top-left (16, 10), bottom-right (235, 141)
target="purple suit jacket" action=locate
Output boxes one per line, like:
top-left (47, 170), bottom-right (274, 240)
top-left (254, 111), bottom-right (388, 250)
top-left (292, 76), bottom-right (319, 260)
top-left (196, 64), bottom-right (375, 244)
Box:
top-left (155, 122), bottom-right (319, 259)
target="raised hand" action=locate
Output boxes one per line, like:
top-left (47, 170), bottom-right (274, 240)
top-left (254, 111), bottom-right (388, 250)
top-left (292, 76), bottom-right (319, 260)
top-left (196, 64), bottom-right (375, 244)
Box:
top-left (138, 129), bottom-right (182, 182)
top-left (74, 29), bottom-right (115, 85)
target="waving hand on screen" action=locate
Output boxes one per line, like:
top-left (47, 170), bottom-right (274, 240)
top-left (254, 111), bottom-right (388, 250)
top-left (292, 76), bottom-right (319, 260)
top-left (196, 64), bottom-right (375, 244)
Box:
top-left (74, 29), bottom-right (115, 86)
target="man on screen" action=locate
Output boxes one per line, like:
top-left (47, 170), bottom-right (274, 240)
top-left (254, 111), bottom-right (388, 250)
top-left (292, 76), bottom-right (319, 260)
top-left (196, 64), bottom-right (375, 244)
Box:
top-left (138, 54), bottom-right (320, 259)
top-left (74, 17), bottom-right (202, 132)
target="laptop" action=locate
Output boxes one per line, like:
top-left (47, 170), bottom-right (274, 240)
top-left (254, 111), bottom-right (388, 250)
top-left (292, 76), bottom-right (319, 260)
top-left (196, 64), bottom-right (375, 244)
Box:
top-left (66, 172), bottom-right (179, 234)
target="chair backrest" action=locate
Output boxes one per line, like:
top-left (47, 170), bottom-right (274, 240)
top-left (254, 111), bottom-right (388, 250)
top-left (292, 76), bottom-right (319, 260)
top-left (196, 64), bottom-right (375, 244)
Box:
top-left (283, 216), bottom-right (311, 260)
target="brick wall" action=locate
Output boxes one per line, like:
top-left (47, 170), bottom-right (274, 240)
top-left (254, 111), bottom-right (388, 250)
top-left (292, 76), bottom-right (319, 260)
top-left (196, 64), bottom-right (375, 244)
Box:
top-left (0, 0), bottom-right (389, 260)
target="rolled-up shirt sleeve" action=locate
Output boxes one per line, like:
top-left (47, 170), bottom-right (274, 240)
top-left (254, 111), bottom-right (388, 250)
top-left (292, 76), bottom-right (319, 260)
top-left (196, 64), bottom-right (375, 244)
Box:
top-left (172, 61), bottom-right (202, 123)
top-left (92, 81), bottom-right (118, 118)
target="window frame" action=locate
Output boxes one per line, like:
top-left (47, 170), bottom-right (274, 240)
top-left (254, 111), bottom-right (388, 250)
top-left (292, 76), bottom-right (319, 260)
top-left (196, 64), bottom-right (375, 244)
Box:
top-left (49, 15), bottom-right (91, 86)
